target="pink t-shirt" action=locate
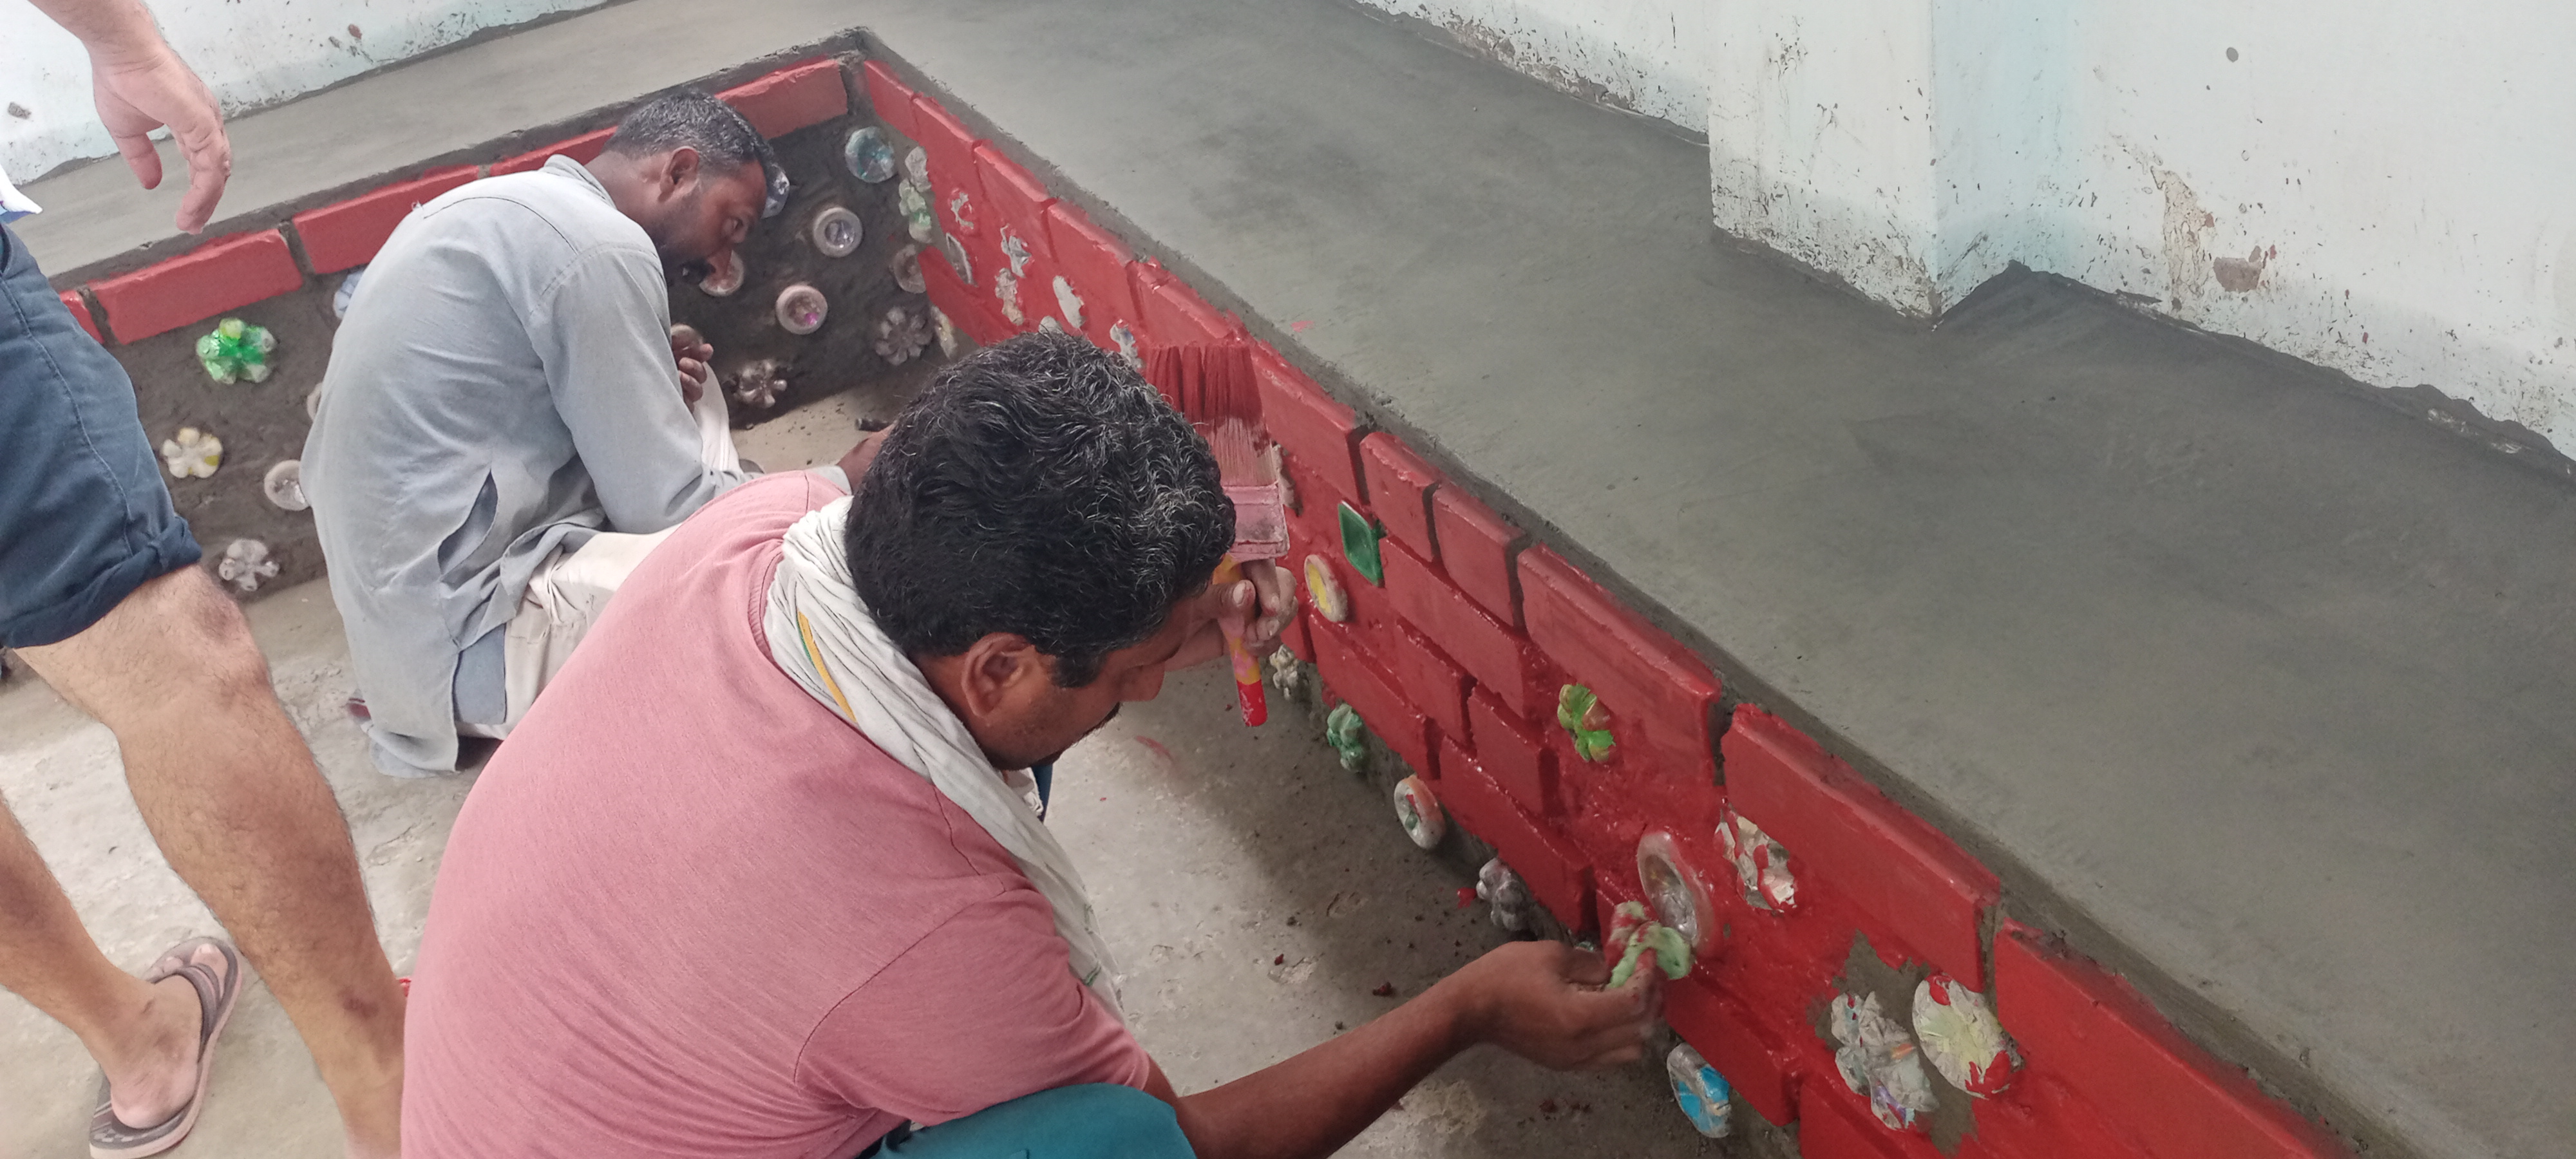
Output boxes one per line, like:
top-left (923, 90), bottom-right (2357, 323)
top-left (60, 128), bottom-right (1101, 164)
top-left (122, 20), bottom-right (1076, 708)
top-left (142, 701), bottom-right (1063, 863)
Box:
top-left (402, 472), bottom-right (1150, 1158)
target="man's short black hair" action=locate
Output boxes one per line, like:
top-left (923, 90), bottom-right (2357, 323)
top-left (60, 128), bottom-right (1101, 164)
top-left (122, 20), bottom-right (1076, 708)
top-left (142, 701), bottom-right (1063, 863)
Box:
top-left (846, 332), bottom-right (1233, 688)
top-left (603, 88), bottom-right (780, 194)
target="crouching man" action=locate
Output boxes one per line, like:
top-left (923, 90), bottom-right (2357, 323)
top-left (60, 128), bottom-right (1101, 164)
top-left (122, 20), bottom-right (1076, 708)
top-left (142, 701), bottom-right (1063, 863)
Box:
top-left (399, 333), bottom-right (1660, 1158)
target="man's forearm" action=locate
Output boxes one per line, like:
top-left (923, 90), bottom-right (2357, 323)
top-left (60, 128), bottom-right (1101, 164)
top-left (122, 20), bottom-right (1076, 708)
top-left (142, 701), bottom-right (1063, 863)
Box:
top-left (28, 0), bottom-right (167, 62)
top-left (1160, 974), bottom-right (1484, 1159)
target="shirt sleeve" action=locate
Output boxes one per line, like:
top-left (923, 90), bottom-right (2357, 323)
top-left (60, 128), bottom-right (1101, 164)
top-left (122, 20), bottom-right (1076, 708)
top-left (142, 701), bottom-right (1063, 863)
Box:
top-left (796, 884), bottom-right (1152, 1127)
top-left (531, 242), bottom-right (746, 533)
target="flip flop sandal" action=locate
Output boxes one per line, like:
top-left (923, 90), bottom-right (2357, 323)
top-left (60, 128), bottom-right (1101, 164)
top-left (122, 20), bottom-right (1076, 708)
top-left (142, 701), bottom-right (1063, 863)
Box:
top-left (88, 938), bottom-right (243, 1159)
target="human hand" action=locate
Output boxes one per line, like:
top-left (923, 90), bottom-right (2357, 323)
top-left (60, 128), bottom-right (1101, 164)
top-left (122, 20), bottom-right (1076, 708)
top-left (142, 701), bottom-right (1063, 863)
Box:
top-left (1164, 558), bottom-right (1296, 673)
top-left (1448, 939), bottom-right (1663, 1071)
top-left (89, 41), bottom-right (231, 232)
top-left (669, 326), bottom-right (714, 404)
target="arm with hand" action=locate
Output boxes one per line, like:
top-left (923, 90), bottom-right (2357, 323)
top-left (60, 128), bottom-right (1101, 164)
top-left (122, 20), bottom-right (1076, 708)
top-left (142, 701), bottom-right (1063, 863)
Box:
top-left (544, 247), bottom-right (746, 532)
top-left (28, 0), bottom-right (231, 232)
top-left (1163, 558), bottom-right (1296, 673)
top-left (1149, 940), bottom-right (1663, 1159)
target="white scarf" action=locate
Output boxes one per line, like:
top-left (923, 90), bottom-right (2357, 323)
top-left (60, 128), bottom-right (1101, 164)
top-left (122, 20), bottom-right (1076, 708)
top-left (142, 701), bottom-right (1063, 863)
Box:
top-left (762, 498), bottom-right (1124, 1021)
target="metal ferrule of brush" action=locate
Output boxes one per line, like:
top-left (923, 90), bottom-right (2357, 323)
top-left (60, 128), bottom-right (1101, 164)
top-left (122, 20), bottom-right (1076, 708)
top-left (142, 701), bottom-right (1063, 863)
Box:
top-left (1227, 480), bottom-right (1289, 561)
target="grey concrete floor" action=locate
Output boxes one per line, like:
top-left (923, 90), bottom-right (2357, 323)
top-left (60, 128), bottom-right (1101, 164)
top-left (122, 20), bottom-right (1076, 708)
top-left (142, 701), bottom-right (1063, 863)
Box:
top-left (0, 393), bottom-right (1713, 1158)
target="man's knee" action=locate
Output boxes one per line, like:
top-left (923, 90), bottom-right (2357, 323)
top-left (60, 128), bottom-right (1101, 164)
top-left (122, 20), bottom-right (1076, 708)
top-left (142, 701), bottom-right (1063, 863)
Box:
top-left (24, 567), bottom-right (272, 721)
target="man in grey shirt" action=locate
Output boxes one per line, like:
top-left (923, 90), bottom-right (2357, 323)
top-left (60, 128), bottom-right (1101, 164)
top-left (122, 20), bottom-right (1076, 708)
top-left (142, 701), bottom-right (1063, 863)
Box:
top-left (307, 90), bottom-right (786, 778)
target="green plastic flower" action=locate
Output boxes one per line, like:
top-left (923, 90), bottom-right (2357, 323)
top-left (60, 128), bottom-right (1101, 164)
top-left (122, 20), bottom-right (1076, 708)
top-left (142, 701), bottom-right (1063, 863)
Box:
top-left (194, 317), bottom-right (275, 384)
top-left (1325, 702), bottom-right (1369, 772)
top-left (1557, 683), bottom-right (1616, 762)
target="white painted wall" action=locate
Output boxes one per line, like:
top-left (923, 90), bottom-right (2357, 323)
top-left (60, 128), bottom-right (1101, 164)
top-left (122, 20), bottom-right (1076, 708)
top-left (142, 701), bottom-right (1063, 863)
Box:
top-left (1351, 0), bottom-right (1709, 132)
top-left (1, 0), bottom-right (606, 181)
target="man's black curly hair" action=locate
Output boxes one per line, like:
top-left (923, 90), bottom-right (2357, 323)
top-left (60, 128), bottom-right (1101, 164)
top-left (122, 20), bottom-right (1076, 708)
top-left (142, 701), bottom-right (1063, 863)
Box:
top-left (845, 332), bottom-right (1233, 687)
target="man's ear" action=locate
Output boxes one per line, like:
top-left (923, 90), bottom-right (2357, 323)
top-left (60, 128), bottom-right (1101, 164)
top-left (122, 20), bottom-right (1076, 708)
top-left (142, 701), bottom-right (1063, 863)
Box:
top-left (660, 146), bottom-right (703, 196)
top-left (953, 632), bottom-right (1046, 722)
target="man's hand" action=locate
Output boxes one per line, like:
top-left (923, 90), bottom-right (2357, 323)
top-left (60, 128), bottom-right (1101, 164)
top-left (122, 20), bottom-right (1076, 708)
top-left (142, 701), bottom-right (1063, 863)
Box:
top-left (1164, 558), bottom-right (1297, 672)
top-left (32, 0), bottom-right (232, 232)
top-left (668, 326), bottom-right (714, 406)
top-left (1450, 939), bottom-right (1663, 1071)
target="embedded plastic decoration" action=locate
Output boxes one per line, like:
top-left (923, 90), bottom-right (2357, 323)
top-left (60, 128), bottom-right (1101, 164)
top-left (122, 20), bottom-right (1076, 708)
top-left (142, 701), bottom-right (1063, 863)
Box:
top-left (943, 189), bottom-right (978, 234)
top-left (728, 359), bottom-right (787, 410)
top-left (1557, 684), bottom-right (1615, 762)
top-left (1392, 775), bottom-right (1445, 850)
top-left (195, 317), bottom-right (274, 384)
top-left (902, 145), bottom-right (931, 187)
top-left (1302, 554), bottom-right (1350, 623)
top-left (160, 428), bottom-right (222, 478)
top-left (932, 307), bottom-right (961, 358)
top-left (939, 233), bottom-right (974, 287)
top-left (697, 248), bottom-right (746, 297)
top-left (262, 460), bottom-right (308, 511)
top-left (1476, 858), bottom-right (1531, 932)
top-left (899, 182), bottom-right (936, 243)
top-left (891, 244), bottom-right (927, 294)
top-left (1636, 830), bottom-right (1718, 954)
top-left (874, 306), bottom-right (932, 366)
top-left (1110, 321), bottom-right (1142, 368)
top-left (1337, 502), bottom-right (1384, 585)
top-left (994, 269), bottom-right (1026, 326)
top-left (1001, 228), bottom-right (1033, 277)
top-left (1666, 1043), bottom-right (1733, 1138)
top-left (1912, 974), bottom-right (2020, 1097)
top-left (216, 539), bottom-right (278, 594)
top-left (1605, 901), bottom-right (1692, 987)
top-left (842, 126), bottom-right (898, 182)
top-left (1266, 646), bottom-right (1303, 694)
top-left (1053, 275), bottom-right (1085, 328)
top-left (1325, 702), bottom-right (1368, 772)
top-left (809, 205), bottom-right (862, 258)
top-left (1830, 992), bottom-right (1939, 1130)
top-left (1037, 316), bottom-right (1065, 334)
top-left (1718, 806), bottom-right (1797, 911)
top-left (775, 284), bottom-right (828, 335)
top-left (332, 266), bottom-right (365, 319)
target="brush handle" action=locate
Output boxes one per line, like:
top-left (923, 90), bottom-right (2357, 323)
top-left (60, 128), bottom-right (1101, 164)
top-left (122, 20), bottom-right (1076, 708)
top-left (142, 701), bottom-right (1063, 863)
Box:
top-left (1213, 556), bottom-right (1269, 727)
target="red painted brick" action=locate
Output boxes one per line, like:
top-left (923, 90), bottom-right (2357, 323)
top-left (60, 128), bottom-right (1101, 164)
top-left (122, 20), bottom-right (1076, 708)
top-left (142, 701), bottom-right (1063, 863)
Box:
top-left (1359, 433), bottom-right (1443, 560)
top-left (860, 61), bottom-right (922, 138)
top-left (91, 231), bottom-right (303, 342)
top-left (491, 128), bottom-right (611, 176)
top-left (1383, 538), bottom-right (1546, 720)
top-left (1309, 619), bottom-right (1436, 778)
top-left (1437, 739), bottom-right (1593, 928)
top-left (718, 59), bottom-right (848, 138)
top-left (1133, 263), bottom-right (1236, 349)
top-left (59, 291), bottom-right (101, 343)
top-left (920, 244), bottom-right (1014, 348)
top-left (1960, 1073), bottom-right (2152, 1159)
top-left (1253, 343), bottom-right (1363, 501)
top-left (1466, 688), bottom-right (1554, 817)
top-left (1663, 977), bottom-right (1799, 1126)
top-left (1723, 706), bottom-right (1996, 982)
top-left (972, 145), bottom-right (1056, 263)
top-left (1517, 547), bottom-right (1718, 777)
top-left (1384, 624), bottom-right (1470, 753)
top-left (1279, 610), bottom-right (1314, 664)
top-left (1799, 1079), bottom-right (1943, 1159)
top-left (911, 99), bottom-right (985, 202)
top-left (1043, 203), bottom-right (1141, 350)
top-left (1994, 923), bottom-right (2344, 1159)
top-left (291, 167), bottom-right (477, 274)
top-left (1431, 485), bottom-right (1526, 626)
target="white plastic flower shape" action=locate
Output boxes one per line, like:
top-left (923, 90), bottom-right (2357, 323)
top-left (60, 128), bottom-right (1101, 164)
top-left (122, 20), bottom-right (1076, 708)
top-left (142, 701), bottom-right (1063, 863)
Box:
top-left (1000, 227), bottom-right (1033, 277)
top-left (1475, 857), bottom-right (1531, 932)
top-left (1828, 992), bottom-right (1939, 1130)
top-left (932, 308), bottom-right (961, 358)
top-left (993, 269), bottom-right (1025, 326)
top-left (729, 359), bottom-right (788, 409)
top-left (1912, 974), bottom-right (2020, 1097)
top-left (874, 307), bottom-right (932, 366)
top-left (1266, 645), bottom-right (1302, 693)
top-left (217, 539), bottom-right (278, 594)
top-left (160, 427), bottom-right (222, 478)
top-left (902, 145), bottom-right (931, 188)
top-left (943, 189), bottom-right (978, 235)
top-left (899, 182), bottom-right (936, 244)
top-left (1718, 806), bottom-right (1798, 911)
top-left (1053, 275), bottom-right (1086, 328)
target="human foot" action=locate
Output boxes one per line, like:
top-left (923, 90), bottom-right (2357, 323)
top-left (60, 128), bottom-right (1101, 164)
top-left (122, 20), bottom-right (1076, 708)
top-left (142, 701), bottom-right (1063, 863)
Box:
top-left (90, 938), bottom-right (240, 1157)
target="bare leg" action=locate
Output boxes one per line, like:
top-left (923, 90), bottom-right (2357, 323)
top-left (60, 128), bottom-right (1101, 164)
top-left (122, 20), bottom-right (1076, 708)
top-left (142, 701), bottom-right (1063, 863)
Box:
top-left (19, 567), bottom-right (403, 1158)
top-left (0, 807), bottom-right (219, 1127)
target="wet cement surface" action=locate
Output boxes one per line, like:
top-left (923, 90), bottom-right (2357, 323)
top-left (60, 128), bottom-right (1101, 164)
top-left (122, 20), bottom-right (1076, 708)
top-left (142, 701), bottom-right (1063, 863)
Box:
top-left (15, 1), bottom-right (2575, 1156)
top-left (0, 394), bottom-right (1721, 1157)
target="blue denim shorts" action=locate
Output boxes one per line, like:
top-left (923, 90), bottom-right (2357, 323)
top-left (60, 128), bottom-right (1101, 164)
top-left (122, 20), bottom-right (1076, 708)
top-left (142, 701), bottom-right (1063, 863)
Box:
top-left (0, 223), bottom-right (201, 648)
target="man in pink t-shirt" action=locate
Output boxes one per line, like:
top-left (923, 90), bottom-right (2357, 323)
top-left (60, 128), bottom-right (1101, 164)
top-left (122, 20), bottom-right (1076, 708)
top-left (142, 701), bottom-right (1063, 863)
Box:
top-left (401, 333), bottom-right (1663, 1159)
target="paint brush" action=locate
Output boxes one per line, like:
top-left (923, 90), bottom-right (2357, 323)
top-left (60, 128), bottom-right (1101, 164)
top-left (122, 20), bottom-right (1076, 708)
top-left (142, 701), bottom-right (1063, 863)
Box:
top-left (1149, 341), bottom-right (1282, 728)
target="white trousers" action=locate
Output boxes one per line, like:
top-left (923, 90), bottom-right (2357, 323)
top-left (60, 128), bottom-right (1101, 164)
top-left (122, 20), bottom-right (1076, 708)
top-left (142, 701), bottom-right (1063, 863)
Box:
top-left (467, 373), bottom-right (737, 737)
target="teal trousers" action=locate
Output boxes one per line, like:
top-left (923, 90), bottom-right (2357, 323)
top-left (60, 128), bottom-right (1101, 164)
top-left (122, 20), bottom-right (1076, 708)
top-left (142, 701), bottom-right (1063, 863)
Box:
top-left (863, 1084), bottom-right (1195, 1159)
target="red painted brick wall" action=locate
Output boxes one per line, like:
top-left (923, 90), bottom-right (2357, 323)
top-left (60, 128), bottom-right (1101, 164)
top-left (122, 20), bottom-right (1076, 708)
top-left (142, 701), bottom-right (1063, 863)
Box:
top-left (292, 167), bottom-right (478, 274)
top-left (90, 231), bottom-right (304, 342)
